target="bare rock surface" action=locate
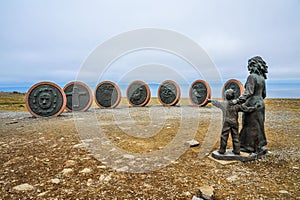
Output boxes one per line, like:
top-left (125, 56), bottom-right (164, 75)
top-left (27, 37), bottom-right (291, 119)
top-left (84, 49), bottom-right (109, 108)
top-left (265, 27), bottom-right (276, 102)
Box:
top-left (12, 183), bottom-right (34, 191)
top-left (185, 139), bottom-right (200, 147)
top-left (198, 185), bottom-right (215, 200)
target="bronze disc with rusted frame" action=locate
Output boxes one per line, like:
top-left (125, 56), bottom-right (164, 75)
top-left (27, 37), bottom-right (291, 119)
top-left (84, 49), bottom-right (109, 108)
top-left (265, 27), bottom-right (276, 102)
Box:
top-left (127, 80), bottom-right (151, 107)
top-left (63, 81), bottom-right (93, 112)
top-left (189, 80), bottom-right (211, 107)
top-left (94, 81), bottom-right (121, 108)
top-left (158, 80), bottom-right (181, 106)
top-left (222, 79), bottom-right (245, 100)
top-left (26, 81), bottom-right (66, 117)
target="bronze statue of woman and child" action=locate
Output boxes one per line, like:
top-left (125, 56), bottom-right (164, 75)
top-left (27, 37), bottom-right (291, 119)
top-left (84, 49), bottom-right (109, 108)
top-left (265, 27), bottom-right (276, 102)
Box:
top-left (210, 56), bottom-right (268, 161)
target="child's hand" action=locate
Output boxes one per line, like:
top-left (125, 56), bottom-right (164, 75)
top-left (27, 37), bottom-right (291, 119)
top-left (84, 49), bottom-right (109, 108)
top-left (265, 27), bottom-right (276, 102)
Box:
top-left (238, 96), bottom-right (246, 103)
top-left (231, 99), bottom-right (238, 105)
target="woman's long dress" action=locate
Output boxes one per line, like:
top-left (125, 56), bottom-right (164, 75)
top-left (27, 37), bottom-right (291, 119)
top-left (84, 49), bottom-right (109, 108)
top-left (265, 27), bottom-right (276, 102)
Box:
top-left (239, 73), bottom-right (267, 153)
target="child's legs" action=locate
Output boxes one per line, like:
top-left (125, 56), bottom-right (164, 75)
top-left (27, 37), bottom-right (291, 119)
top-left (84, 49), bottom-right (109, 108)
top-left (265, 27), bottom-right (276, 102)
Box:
top-left (231, 127), bottom-right (240, 153)
top-left (220, 128), bottom-right (230, 152)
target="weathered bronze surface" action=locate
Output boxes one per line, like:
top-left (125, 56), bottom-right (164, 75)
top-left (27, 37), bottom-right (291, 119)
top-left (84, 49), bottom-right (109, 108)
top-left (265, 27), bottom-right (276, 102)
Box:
top-left (210, 89), bottom-right (257, 155)
top-left (211, 56), bottom-right (269, 162)
top-left (238, 56), bottom-right (268, 153)
top-left (127, 80), bottom-right (151, 106)
top-left (26, 82), bottom-right (66, 117)
top-left (189, 80), bottom-right (211, 107)
top-left (63, 81), bottom-right (92, 112)
top-left (95, 81), bottom-right (121, 108)
top-left (222, 79), bottom-right (245, 100)
top-left (158, 80), bottom-right (180, 106)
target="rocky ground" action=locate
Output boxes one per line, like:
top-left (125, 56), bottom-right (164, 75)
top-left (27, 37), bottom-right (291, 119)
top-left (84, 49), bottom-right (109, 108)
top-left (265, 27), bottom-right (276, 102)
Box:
top-left (0, 93), bottom-right (299, 199)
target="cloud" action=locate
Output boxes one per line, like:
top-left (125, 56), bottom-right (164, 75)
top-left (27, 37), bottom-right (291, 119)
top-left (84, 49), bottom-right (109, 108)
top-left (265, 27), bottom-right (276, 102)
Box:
top-left (0, 0), bottom-right (299, 97)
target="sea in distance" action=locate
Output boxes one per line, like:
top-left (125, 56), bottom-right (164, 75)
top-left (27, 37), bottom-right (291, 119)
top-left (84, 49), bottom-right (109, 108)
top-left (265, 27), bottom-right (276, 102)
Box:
top-left (0, 81), bottom-right (299, 99)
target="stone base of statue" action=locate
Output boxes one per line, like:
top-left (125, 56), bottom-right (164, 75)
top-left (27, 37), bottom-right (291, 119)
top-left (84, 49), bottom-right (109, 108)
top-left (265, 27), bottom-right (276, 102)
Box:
top-left (211, 148), bottom-right (268, 162)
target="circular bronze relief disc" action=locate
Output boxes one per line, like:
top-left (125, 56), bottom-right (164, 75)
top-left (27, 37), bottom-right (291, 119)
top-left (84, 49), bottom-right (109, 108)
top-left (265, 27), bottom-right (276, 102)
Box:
top-left (127, 80), bottom-right (151, 107)
top-left (94, 81), bottom-right (121, 108)
top-left (222, 79), bottom-right (245, 100)
top-left (158, 80), bottom-right (181, 106)
top-left (189, 80), bottom-right (211, 107)
top-left (63, 81), bottom-right (93, 112)
top-left (26, 81), bottom-right (66, 117)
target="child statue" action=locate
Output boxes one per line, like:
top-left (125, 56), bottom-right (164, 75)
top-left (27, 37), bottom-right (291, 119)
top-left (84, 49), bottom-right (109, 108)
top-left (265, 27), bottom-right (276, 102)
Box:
top-left (209, 89), bottom-right (257, 155)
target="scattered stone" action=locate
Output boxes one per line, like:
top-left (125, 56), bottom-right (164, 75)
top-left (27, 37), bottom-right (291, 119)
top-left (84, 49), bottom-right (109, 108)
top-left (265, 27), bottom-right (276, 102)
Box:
top-left (163, 156), bottom-right (172, 161)
top-left (51, 178), bottom-right (60, 184)
top-left (39, 137), bottom-right (47, 143)
top-left (123, 154), bottom-right (135, 159)
top-left (12, 183), bottom-right (34, 192)
top-left (2, 144), bottom-right (9, 148)
top-left (64, 160), bottom-right (76, 167)
top-left (97, 165), bottom-right (107, 169)
top-left (99, 174), bottom-right (112, 182)
top-left (73, 143), bottom-right (90, 148)
top-left (192, 196), bottom-right (203, 200)
top-left (99, 175), bottom-right (105, 182)
top-left (171, 160), bottom-right (179, 164)
top-left (37, 191), bottom-right (49, 197)
top-left (183, 191), bottom-right (191, 196)
top-left (185, 139), bottom-right (200, 147)
top-left (73, 143), bottom-right (84, 148)
top-left (62, 168), bottom-right (73, 176)
top-left (86, 178), bottom-right (93, 186)
top-left (144, 183), bottom-right (152, 189)
top-left (279, 190), bottom-right (289, 194)
top-left (80, 168), bottom-right (92, 174)
top-left (81, 139), bottom-right (94, 143)
top-left (226, 175), bottom-right (238, 183)
top-left (198, 185), bottom-right (215, 200)
top-left (116, 166), bottom-right (129, 172)
top-left (114, 159), bottom-right (123, 164)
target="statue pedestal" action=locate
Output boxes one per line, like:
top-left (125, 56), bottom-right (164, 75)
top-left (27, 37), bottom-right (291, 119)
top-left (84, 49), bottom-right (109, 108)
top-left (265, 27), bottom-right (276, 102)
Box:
top-left (211, 148), bottom-right (268, 162)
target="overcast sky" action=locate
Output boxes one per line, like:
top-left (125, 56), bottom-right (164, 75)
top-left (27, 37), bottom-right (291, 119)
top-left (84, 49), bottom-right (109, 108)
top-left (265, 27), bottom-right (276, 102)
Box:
top-left (0, 0), bottom-right (299, 97)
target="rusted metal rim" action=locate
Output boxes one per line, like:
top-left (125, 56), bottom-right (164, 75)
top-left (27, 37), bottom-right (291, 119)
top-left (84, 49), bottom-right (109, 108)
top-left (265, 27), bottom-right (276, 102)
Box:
top-left (157, 80), bottom-right (181, 106)
top-left (222, 79), bottom-right (245, 100)
top-left (25, 81), bottom-right (67, 117)
top-left (94, 81), bottom-right (122, 108)
top-left (189, 80), bottom-right (211, 107)
top-left (63, 81), bottom-right (93, 112)
top-left (126, 80), bottom-right (151, 107)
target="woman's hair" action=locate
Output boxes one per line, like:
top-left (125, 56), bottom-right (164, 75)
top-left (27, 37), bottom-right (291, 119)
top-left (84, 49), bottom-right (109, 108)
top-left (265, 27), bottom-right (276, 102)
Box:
top-left (248, 56), bottom-right (268, 79)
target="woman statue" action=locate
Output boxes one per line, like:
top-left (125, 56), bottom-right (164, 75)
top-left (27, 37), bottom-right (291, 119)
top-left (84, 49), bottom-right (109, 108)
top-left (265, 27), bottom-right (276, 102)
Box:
top-left (238, 56), bottom-right (268, 153)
